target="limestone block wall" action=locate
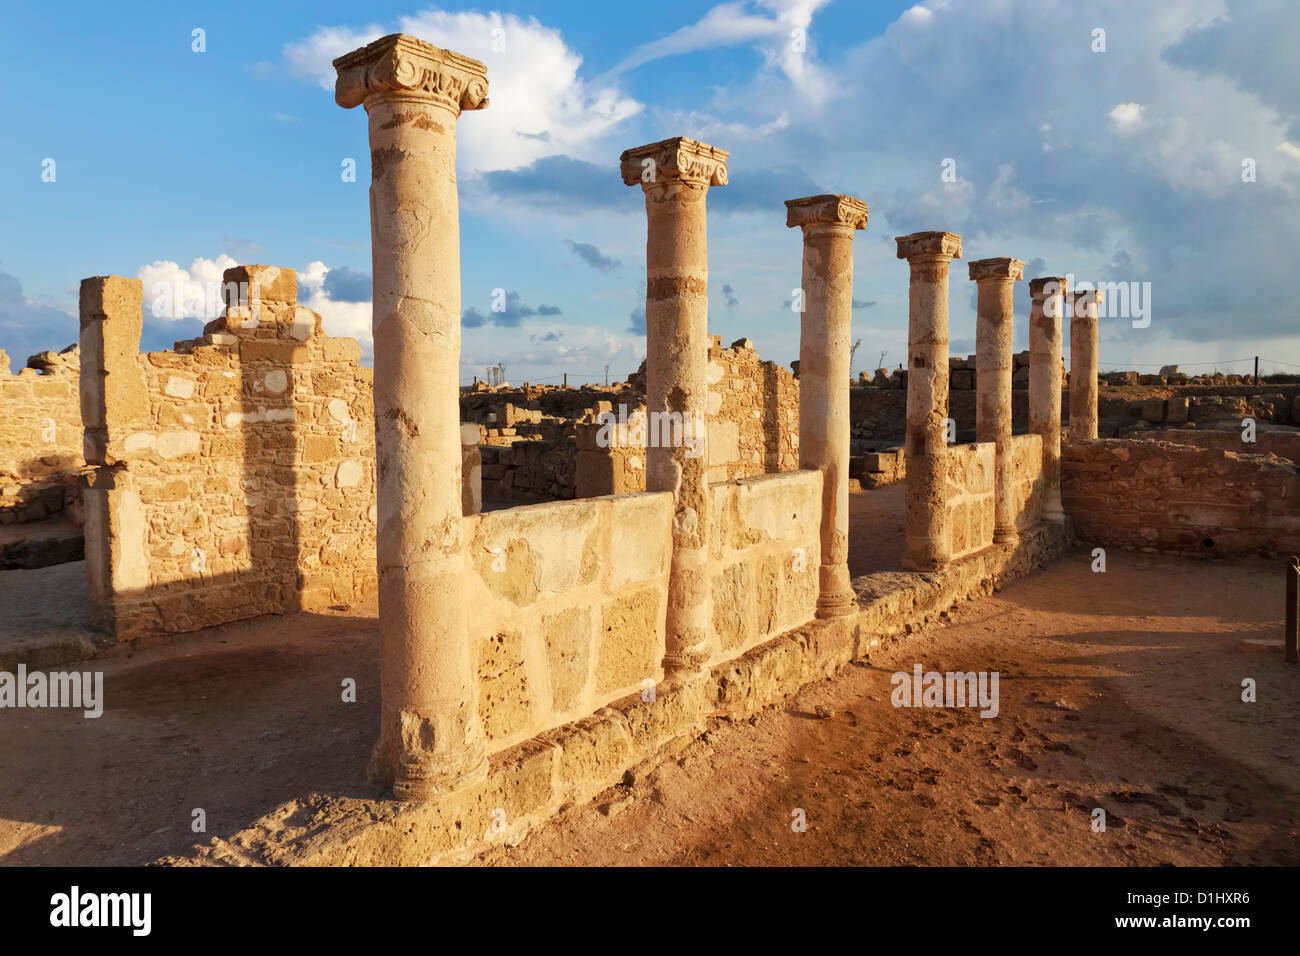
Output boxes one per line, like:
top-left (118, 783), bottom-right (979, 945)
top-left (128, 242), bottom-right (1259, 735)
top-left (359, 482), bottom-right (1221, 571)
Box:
top-left (1006, 432), bottom-right (1044, 531)
top-left (942, 442), bottom-right (996, 560)
top-left (0, 355), bottom-right (85, 524)
top-left (80, 269), bottom-right (377, 638)
top-left (706, 339), bottom-right (799, 482)
top-left (706, 469), bottom-right (821, 666)
top-left (1061, 438), bottom-right (1300, 555)
top-left (461, 491), bottom-right (674, 755)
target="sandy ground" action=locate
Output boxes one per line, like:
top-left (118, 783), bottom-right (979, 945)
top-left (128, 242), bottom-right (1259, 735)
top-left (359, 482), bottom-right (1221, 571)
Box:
top-left (488, 549), bottom-right (1300, 866)
top-left (1, 545), bottom-right (1296, 866)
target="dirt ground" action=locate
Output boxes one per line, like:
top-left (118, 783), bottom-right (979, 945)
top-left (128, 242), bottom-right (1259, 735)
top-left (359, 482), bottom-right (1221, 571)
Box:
top-left (1, 546), bottom-right (1296, 866)
top-left (489, 548), bottom-right (1300, 866)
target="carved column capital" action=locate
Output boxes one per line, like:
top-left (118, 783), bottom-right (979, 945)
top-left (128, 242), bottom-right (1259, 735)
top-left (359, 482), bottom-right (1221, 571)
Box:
top-left (334, 33), bottom-right (489, 113)
top-left (620, 137), bottom-right (729, 189)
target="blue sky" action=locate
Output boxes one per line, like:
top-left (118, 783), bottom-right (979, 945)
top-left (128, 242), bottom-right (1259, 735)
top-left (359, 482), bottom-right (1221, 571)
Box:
top-left (2, 0), bottom-right (1298, 384)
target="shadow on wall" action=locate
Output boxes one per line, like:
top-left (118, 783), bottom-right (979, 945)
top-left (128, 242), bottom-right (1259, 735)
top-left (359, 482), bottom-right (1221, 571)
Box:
top-left (78, 266), bottom-right (378, 641)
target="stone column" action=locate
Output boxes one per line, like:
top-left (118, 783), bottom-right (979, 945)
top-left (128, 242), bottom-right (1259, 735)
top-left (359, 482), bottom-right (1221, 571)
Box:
top-left (895, 232), bottom-right (962, 570)
top-left (334, 34), bottom-right (490, 798)
top-left (785, 194), bottom-right (868, 617)
top-left (968, 257), bottom-right (1024, 544)
top-left (1069, 289), bottom-right (1102, 442)
top-left (620, 137), bottom-right (727, 676)
top-left (1029, 276), bottom-right (1068, 524)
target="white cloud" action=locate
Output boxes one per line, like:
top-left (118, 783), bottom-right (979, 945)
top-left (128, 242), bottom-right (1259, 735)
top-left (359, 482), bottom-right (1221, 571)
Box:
top-left (137, 255), bottom-right (238, 322)
top-left (284, 10), bottom-right (642, 174)
top-left (1108, 102), bottom-right (1145, 130)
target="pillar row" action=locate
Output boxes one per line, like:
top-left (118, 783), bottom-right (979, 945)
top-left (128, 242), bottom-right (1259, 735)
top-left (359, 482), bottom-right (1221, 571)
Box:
top-left (968, 257), bottom-right (1024, 544)
top-left (335, 34), bottom-right (490, 799)
top-left (1069, 289), bottom-right (1103, 442)
top-left (620, 137), bottom-right (728, 677)
top-left (1029, 276), bottom-right (1068, 524)
top-left (896, 231), bottom-right (962, 570)
top-left (785, 194), bottom-right (869, 618)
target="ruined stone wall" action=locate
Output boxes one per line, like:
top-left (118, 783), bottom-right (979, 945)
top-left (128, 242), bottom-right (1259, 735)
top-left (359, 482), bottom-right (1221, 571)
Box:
top-left (942, 443), bottom-right (996, 560)
top-left (1061, 438), bottom-right (1300, 555)
top-left (80, 269), bottom-right (377, 638)
top-left (1006, 433), bottom-right (1044, 531)
top-left (0, 351), bottom-right (85, 524)
top-left (706, 338), bottom-right (799, 482)
top-left (461, 492), bottom-right (674, 754)
top-left (707, 470), bottom-right (821, 666)
top-left (1138, 427), bottom-right (1300, 465)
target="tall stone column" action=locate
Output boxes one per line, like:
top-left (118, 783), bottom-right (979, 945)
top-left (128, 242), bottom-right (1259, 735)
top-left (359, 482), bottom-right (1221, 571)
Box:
top-left (334, 34), bottom-right (490, 798)
top-left (968, 257), bottom-right (1024, 544)
top-left (620, 137), bottom-right (727, 676)
top-left (896, 232), bottom-right (962, 570)
top-left (1069, 289), bottom-right (1102, 442)
top-left (785, 194), bottom-right (868, 617)
top-left (1029, 276), bottom-right (1068, 524)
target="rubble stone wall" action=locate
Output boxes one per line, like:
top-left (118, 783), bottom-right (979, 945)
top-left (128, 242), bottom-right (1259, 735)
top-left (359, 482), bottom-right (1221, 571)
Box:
top-left (462, 491), bottom-right (674, 755)
top-left (79, 270), bottom-right (378, 638)
top-left (706, 339), bottom-right (799, 482)
top-left (1062, 438), bottom-right (1300, 555)
top-left (707, 469), bottom-right (821, 666)
top-left (0, 353), bottom-right (85, 524)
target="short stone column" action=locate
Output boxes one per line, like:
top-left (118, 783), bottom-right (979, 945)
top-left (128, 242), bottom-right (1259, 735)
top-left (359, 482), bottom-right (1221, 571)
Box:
top-left (335, 34), bottom-right (490, 798)
top-left (968, 257), bottom-right (1024, 544)
top-left (895, 231), bottom-right (962, 570)
top-left (620, 137), bottom-right (727, 676)
top-left (785, 194), bottom-right (868, 617)
top-left (1029, 276), bottom-right (1068, 524)
top-left (1069, 289), bottom-right (1102, 442)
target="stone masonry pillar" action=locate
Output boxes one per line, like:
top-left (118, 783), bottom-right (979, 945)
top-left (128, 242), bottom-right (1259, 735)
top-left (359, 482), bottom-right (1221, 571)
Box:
top-left (968, 257), bottom-right (1024, 544)
top-left (1069, 289), bottom-right (1102, 442)
top-left (1029, 276), bottom-right (1068, 524)
top-left (785, 194), bottom-right (868, 617)
top-left (620, 137), bottom-right (727, 676)
top-left (335, 34), bottom-right (490, 798)
top-left (896, 232), bottom-right (962, 570)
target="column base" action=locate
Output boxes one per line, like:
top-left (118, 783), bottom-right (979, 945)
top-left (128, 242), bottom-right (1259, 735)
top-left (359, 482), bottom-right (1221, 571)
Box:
top-left (816, 593), bottom-right (858, 619)
top-left (993, 527), bottom-right (1019, 545)
top-left (900, 552), bottom-right (951, 572)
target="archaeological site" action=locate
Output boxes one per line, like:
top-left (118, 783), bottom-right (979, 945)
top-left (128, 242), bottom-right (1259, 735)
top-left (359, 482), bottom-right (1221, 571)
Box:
top-left (1, 9), bottom-right (1297, 921)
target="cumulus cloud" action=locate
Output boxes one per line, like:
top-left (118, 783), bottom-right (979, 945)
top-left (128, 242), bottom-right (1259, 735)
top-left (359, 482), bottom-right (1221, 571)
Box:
top-left (137, 255), bottom-right (239, 322)
top-left (322, 265), bottom-right (373, 302)
top-left (284, 9), bottom-right (642, 174)
top-left (1108, 102), bottom-right (1145, 131)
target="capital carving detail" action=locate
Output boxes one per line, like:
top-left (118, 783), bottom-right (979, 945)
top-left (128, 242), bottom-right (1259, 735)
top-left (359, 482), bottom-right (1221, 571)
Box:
top-left (1029, 276), bottom-right (1069, 298)
top-left (968, 257), bottom-right (1025, 281)
top-left (334, 33), bottom-right (489, 113)
top-left (620, 137), bottom-right (729, 188)
top-left (895, 231), bottom-right (963, 261)
top-left (785, 194), bottom-right (868, 231)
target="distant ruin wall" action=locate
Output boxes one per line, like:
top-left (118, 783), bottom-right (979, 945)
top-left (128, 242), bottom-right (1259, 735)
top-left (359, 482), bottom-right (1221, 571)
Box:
top-left (1062, 438), bottom-right (1300, 555)
top-left (0, 352), bottom-right (85, 524)
top-left (79, 270), bottom-right (377, 638)
top-left (462, 491), bottom-right (674, 755)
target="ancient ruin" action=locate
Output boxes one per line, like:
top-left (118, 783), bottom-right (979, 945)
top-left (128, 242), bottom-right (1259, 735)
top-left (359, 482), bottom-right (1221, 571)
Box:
top-left (2, 29), bottom-right (1298, 873)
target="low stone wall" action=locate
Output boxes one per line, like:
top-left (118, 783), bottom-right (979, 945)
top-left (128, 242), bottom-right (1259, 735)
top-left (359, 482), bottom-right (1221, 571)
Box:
top-left (707, 469), bottom-right (821, 665)
top-left (0, 352), bottom-right (85, 525)
top-left (1139, 426), bottom-right (1300, 465)
top-left (165, 519), bottom-right (1072, 867)
top-left (79, 268), bottom-right (378, 638)
top-left (1006, 432), bottom-right (1044, 531)
top-left (480, 439), bottom-right (578, 501)
top-left (943, 442), bottom-right (996, 560)
top-left (1061, 438), bottom-right (1300, 555)
top-left (462, 492), bottom-right (673, 755)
